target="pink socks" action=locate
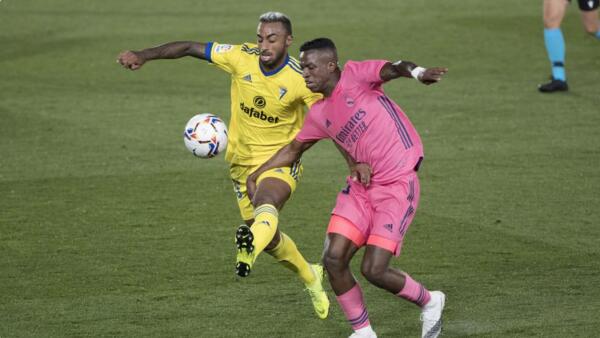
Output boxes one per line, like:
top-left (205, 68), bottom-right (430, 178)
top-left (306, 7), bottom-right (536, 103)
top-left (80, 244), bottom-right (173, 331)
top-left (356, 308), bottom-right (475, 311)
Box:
top-left (397, 273), bottom-right (431, 307)
top-left (336, 284), bottom-right (370, 330)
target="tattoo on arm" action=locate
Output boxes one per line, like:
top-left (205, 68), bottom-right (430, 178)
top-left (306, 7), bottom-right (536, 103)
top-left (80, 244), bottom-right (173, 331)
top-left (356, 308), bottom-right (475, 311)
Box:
top-left (138, 41), bottom-right (207, 61)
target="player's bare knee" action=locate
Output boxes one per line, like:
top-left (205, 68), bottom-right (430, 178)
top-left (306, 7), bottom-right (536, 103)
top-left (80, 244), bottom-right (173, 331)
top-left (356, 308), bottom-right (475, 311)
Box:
top-left (323, 249), bottom-right (348, 274)
top-left (252, 178), bottom-right (291, 209)
top-left (543, 12), bottom-right (564, 28)
top-left (360, 261), bottom-right (387, 287)
top-left (252, 190), bottom-right (287, 210)
top-left (252, 195), bottom-right (278, 208)
top-left (543, 18), bottom-right (562, 29)
top-left (543, 0), bottom-right (567, 28)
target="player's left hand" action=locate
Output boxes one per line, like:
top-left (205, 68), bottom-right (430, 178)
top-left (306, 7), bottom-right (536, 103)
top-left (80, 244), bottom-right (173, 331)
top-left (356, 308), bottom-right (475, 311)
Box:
top-left (350, 163), bottom-right (372, 186)
top-left (420, 67), bottom-right (448, 85)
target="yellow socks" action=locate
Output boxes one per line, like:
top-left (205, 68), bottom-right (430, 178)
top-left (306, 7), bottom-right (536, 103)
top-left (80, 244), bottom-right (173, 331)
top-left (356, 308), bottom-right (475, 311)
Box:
top-left (250, 204), bottom-right (279, 257)
top-left (250, 204), bottom-right (316, 285)
top-left (267, 232), bottom-right (316, 285)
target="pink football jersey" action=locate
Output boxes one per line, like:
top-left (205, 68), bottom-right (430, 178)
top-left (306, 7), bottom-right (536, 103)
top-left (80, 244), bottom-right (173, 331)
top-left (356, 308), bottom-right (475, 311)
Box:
top-left (296, 60), bottom-right (423, 184)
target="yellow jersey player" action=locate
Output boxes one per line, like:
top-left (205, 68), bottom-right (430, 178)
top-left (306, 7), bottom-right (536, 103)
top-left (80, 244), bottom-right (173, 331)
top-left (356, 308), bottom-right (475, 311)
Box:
top-left (117, 12), bottom-right (329, 319)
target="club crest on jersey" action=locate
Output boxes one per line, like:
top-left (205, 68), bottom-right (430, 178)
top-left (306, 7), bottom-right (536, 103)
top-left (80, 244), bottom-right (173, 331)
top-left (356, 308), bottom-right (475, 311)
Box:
top-left (345, 96), bottom-right (355, 107)
top-left (253, 96), bottom-right (266, 109)
top-left (215, 44), bottom-right (233, 53)
top-left (279, 87), bottom-right (288, 100)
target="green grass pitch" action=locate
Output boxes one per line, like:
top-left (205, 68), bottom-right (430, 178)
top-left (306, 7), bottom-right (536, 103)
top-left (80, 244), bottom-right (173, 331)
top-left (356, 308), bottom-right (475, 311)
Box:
top-left (1, 0), bottom-right (599, 337)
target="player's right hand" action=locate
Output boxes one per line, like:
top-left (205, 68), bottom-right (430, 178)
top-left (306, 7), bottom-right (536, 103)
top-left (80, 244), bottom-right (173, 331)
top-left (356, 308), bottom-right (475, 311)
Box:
top-left (420, 67), bottom-right (448, 85)
top-left (117, 51), bottom-right (146, 70)
top-left (350, 163), bottom-right (372, 186)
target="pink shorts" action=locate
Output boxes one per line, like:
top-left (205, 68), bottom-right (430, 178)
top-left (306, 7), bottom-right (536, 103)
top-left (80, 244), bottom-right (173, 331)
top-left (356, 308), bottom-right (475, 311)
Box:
top-left (327, 173), bottom-right (420, 256)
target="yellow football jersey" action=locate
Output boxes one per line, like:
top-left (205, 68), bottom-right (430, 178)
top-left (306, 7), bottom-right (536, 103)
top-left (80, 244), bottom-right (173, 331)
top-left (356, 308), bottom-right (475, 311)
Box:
top-left (206, 42), bottom-right (322, 166)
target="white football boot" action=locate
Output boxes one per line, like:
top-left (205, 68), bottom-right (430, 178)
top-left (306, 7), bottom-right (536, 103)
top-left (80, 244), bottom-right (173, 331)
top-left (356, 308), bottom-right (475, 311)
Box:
top-left (421, 291), bottom-right (445, 338)
top-left (348, 325), bottom-right (377, 338)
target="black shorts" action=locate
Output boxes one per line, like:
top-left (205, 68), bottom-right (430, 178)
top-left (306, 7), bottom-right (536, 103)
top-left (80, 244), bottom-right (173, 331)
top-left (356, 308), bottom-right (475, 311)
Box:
top-left (570, 0), bottom-right (599, 11)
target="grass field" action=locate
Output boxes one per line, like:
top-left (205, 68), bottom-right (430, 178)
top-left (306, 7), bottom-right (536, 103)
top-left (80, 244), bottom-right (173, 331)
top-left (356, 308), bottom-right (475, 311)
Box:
top-left (2, 0), bottom-right (600, 337)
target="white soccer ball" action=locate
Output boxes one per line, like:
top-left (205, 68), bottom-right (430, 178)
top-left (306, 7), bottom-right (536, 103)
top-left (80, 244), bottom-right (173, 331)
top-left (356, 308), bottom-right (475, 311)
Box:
top-left (183, 113), bottom-right (228, 158)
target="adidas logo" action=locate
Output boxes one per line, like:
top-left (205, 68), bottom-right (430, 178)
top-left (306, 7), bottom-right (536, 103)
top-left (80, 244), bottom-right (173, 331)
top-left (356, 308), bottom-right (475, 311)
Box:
top-left (243, 74), bottom-right (252, 82)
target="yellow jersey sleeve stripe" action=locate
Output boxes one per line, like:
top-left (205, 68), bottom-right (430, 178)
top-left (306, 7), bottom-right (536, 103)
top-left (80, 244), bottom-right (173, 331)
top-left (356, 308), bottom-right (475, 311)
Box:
top-left (241, 44), bottom-right (260, 55)
top-left (288, 63), bottom-right (302, 75)
top-left (288, 57), bottom-right (300, 66)
top-left (288, 57), bottom-right (303, 74)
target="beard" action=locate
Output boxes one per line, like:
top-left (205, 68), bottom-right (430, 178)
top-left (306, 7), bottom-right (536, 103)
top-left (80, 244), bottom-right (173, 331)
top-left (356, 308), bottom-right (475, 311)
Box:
top-left (260, 51), bottom-right (286, 69)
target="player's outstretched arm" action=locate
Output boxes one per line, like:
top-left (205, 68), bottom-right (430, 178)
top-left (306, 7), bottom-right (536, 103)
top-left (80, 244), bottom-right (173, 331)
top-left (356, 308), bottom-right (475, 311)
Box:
top-left (380, 61), bottom-right (448, 85)
top-left (117, 41), bottom-right (207, 70)
top-left (247, 139), bottom-right (316, 199)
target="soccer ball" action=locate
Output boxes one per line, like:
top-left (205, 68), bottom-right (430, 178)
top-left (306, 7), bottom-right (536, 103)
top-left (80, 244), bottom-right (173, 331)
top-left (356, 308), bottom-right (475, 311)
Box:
top-left (183, 113), bottom-right (228, 158)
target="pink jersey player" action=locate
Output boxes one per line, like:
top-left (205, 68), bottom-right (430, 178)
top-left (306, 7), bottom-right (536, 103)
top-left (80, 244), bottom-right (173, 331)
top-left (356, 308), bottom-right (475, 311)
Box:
top-left (247, 38), bottom-right (448, 338)
top-left (298, 59), bottom-right (424, 185)
top-left (296, 58), bottom-right (424, 256)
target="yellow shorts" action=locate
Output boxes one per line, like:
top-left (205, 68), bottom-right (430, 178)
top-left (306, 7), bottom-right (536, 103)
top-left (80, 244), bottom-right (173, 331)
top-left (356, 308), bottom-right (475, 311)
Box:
top-left (229, 160), bottom-right (303, 221)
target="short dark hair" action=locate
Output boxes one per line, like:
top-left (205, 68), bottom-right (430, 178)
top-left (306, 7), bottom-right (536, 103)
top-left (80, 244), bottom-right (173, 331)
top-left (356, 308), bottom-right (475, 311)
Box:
top-left (259, 12), bottom-right (292, 35)
top-left (299, 38), bottom-right (337, 53)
